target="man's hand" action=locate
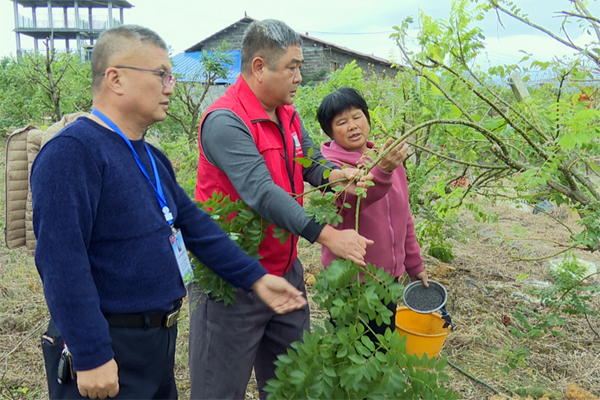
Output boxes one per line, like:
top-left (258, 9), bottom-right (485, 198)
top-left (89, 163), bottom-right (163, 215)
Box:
top-left (378, 139), bottom-right (408, 173)
top-left (316, 225), bottom-right (374, 266)
top-left (410, 271), bottom-right (429, 288)
top-left (76, 358), bottom-right (119, 399)
top-left (252, 274), bottom-right (307, 314)
top-left (328, 168), bottom-right (373, 196)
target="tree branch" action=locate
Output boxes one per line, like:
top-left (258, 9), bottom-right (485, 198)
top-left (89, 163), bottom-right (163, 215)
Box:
top-left (490, 0), bottom-right (599, 66)
top-left (437, 62), bottom-right (553, 154)
top-left (406, 140), bottom-right (507, 170)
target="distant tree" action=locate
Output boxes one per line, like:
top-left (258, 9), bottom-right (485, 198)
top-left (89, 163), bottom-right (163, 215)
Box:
top-left (388, 0), bottom-right (600, 252)
top-left (164, 41), bottom-right (233, 141)
top-left (0, 40), bottom-right (92, 133)
top-left (17, 40), bottom-right (92, 122)
top-left (295, 0), bottom-right (600, 259)
top-left (0, 55), bottom-right (41, 132)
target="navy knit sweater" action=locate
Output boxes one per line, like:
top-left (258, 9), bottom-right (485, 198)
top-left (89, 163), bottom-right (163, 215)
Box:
top-left (31, 117), bottom-right (267, 371)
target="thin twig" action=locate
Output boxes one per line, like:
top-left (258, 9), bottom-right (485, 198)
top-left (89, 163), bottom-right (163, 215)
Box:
top-left (558, 11), bottom-right (600, 24)
top-left (355, 196), bottom-right (361, 233)
top-left (406, 141), bottom-right (506, 170)
top-left (0, 378), bottom-right (17, 400)
top-left (555, 271), bottom-right (600, 304)
top-left (511, 246), bottom-right (576, 262)
top-left (491, 1), bottom-right (600, 66)
top-left (584, 312), bottom-right (600, 339)
top-left (447, 359), bottom-right (515, 399)
top-left (502, 237), bottom-right (573, 247)
top-left (532, 206), bottom-right (576, 236)
top-left (0, 318), bottom-right (49, 364)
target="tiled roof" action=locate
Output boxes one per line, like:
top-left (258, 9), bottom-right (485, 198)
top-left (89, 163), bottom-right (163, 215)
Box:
top-left (184, 16), bottom-right (391, 66)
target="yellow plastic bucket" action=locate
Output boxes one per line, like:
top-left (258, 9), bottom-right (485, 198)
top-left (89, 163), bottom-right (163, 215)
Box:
top-left (395, 306), bottom-right (451, 358)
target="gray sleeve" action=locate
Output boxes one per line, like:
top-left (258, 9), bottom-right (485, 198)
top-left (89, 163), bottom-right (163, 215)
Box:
top-left (299, 117), bottom-right (340, 188)
top-left (201, 110), bottom-right (324, 242)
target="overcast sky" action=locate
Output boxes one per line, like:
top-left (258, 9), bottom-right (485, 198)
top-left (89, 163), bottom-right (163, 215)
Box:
top-left (0, 0), bottom-right (596, 68)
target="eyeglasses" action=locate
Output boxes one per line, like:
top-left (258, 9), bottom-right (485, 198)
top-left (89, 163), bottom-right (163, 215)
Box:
top-left (104, 65), bottom-right (176, 87)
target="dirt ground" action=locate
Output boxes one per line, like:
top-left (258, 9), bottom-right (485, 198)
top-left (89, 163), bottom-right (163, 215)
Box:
top-left (1, 133), bottom-right (599, 399)
top-left (296, 198), bottom-right (600, 400)
top-left (419, 200), bottom-right (600, 400)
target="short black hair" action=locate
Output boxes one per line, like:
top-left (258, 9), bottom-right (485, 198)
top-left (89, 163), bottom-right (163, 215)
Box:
top-left (317, 87), bottom-right (370, 138)
top-left (92, 24), bottom-right (167, 91)
top-left (241, 19), bottom-right (302, 73)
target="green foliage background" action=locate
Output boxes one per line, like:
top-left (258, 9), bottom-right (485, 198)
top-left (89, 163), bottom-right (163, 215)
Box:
top-left (0, 52), bottom-right (92, 134)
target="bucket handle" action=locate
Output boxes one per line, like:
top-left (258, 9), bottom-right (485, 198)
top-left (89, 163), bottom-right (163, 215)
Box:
top-left (440, 306), bottom-right (454, 331)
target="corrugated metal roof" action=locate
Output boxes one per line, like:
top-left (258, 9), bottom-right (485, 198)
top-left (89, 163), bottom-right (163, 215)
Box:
top-left (171, 50), bottom-right (241, 84)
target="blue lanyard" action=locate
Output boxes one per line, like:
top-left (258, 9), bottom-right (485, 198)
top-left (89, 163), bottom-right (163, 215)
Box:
top-left (91, 109), bottom-right (174, 226)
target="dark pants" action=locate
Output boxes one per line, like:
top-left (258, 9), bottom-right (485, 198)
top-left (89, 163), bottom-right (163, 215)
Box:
top-left (366, 300), bottom-right (398, 344)
top-left (329, 299), bottom-right (398, 347)
top-left (330, 274), bottom-right (399, 351)
top-left (188, 258), bottom-right (310, 400)
top-left (42, 319), bottom-right (178, 399)
top-left (367, 277), bottom-right (400, 345)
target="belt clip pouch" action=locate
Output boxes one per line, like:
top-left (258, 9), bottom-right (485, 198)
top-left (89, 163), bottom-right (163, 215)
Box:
top-left (57, 344), bottom-right (76, 384)
top-left (57, 350), bottom-right (70, 384)
top-left (41, 320), bottom-right (67, 395)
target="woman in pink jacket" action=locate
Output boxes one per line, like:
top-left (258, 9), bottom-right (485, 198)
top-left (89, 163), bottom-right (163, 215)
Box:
top-left (317, 87), bottom-right (429, 336)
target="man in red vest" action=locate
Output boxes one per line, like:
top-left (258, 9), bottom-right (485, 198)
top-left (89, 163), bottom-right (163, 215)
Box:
top-left (190, 18), bottom-right (374, 400)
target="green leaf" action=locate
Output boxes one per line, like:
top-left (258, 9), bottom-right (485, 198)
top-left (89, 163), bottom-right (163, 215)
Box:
top-left (295, 157), bottom-right (313, 167)
top-left (375, 351), bottom-right (387, 363)
top-left (516, 273), bottom-right (529, 282)
top-left (348, 354), bottom-right (366, 365)
top-left (356, 343), bottom-right (371, 357)
top-left (277, 354), bottom-right (294, 364)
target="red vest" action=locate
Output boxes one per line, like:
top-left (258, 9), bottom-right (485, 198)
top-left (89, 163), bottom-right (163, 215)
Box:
top-left (196, 76), bottom-right (305, 276)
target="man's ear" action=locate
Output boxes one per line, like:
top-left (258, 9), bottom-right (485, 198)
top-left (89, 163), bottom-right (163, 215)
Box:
top-left (103, 68), bottom-right (126, 95)
top-left (251, 57), bottom-right (266, 83)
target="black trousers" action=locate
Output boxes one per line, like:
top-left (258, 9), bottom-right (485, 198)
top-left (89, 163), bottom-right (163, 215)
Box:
top-left (329, 299), bottom-right (398, 347)
top-left (330, 276), bottom-right (400, 348)
top-left (366, 300), bottom-right (398, 341)
top-left (188, 258), bottom-right (310, 400)
top-left (42, 319), bottom-right (178, 399)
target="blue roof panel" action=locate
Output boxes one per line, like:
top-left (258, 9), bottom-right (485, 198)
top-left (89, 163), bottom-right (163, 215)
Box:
top-left (171, 50), bottom-right (241, 84)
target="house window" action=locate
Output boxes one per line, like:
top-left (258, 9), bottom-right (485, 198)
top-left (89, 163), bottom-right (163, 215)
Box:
top-left (330, 61), bottom-right (340, 71)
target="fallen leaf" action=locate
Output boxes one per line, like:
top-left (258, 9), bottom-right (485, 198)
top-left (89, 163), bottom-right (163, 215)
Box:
top-left (566, 382), bottom-right (599, 400)
top-left (304, 273), bottom-right (316, 286)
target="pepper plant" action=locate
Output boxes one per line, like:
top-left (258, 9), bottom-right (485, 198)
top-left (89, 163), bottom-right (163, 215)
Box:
top-left (191, 167), bottom-right (457, 399)
top-left (263, 256), bottom-right (456, 399)
top-left (190, 191), bottom-right (266, 305)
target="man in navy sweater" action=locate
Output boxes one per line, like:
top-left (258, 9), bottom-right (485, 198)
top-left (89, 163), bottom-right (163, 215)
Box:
top-left (30, 24), bottom-right (306, 400)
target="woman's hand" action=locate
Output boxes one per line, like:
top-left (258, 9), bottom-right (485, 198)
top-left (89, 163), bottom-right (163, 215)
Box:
top-left (410, 271), bottom-right (429, 288)
top-left (328, 168), bottom-right (374, 196)
top-left (378, 138), bottom-right (408, 173)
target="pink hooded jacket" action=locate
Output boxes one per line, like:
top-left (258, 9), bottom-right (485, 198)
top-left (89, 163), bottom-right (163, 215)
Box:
top-left (321, 140), bottom-right (424, 278)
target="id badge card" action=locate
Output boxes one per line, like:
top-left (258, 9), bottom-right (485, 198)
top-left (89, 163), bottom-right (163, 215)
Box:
top-left (291, 131), bottom-right (303, 158)
top-left (170, 229), bottom-right (193, 287)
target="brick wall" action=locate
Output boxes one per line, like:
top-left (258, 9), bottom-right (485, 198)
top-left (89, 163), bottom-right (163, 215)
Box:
top-left (198, 20), bottom-right (251, 51)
